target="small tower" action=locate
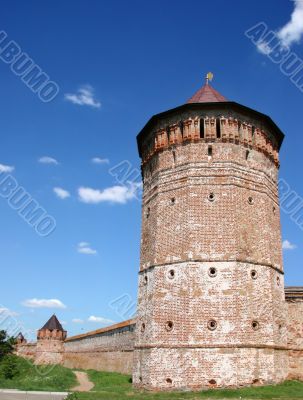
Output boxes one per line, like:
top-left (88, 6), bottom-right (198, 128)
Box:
top-left (133, 77), bottom-right (287, 390)
top-left (35, 314), bottom-right (67, 365)
top-left (16, 332), bottom-right (27, 345)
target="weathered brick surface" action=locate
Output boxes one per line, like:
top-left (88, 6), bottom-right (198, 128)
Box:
top-left (286, 292), bottom-right (303, 380)
top-left (15, 343), bottom-right (36, 361)
top-left (134, 106), bottom-right (288, 390)
top-left (63, 321), bottom-right (136, 374)
top-left (35, 329), bottom-right (66, 365)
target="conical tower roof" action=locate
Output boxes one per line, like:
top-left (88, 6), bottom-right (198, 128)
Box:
top-left (40, 314), bottom-right (64, 331)
top-left (187, 82), bottom-right (227, 103)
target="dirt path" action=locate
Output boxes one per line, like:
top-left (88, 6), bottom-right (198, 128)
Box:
top-left (72, 371), bottom-right (94, 392)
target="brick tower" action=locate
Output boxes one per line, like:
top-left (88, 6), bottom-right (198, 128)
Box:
top-left (35, 314), bottom-right (67, 365)
top-left (133, 77), bottom-right (288, 390)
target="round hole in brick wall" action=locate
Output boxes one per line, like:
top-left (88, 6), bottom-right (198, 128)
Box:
top-left (143, 275), bottom-right (148, 285)
top-left (208, 192), bottom-right (215, 202)
top-left (168, 269), bottom-right (175, 279)
top-left (276, 276), bottom-right (280, 286)
top-left (251, 270), bottom-right (258, 280)
top-left (252, 378), bottom-right (260, 385)
top-left (141, 323), bottom-right (145, 333)
top-left (209, 379), bottom-right (217, 385)
top-left (207, 320), bottom-right (217, 331)
top-left (166, 378), bottom-right (172, 384)
top-left (248, 196), bottom-right (254, 205)
top-left (139, 376), bottom-right (142, 382)
top-left (208, 267), bottom-right (217, 277)
top-left (165, 321), bottom-right (174, 331)
top-left (273, 206), bottom-right (276, 214)
top-left (252, 321), bottom-right (259, 331)
top-left (170, 197), bottom-right (176, 205)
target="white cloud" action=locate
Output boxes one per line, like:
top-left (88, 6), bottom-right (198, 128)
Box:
top-left (22, 298), bottom-right (67, 309)
top-left (277, 0), bottom-right (303, 47)
top-left (282, 239), bottom-right (297, 250)
top-left (0, 307), bottom-right (19, 317)
top-left (53, 187), bottom-right (70, 199)
top-left (257, 41), bottom-right (272, 55)
top-left (0, 163), bottom-right (14, 173)
top-left (88, 316), bottom-right (115, 324)
top-left (72, 318), bottom-right (84, 324)
top-left (78, 183), bottom-right (141, 204)
top-left (38, 156), bottom-right (59, 165)
top-left (77, 242), bottom-right (97, 255)
top-left (65, 85), bottom-right (101, 108)
top-left (91, 157), bottom-right (109, 165)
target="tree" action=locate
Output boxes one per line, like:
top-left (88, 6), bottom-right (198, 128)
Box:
top-left (1, 355), bottom-right (19, 379)
top-left (0, 330), bottom-right (15, 361)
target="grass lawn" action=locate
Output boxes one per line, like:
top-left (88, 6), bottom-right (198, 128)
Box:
top-left (71, 370), bottom-right (303, 399)
top-left (0, 355), bottom-right (77, 391)
top-left (1, 358), bottom-right (303, 399)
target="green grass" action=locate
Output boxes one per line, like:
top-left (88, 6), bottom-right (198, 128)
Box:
top-left (1, 358), bottom-right (303, 399)
top-left (73, 371), bottom-right (303, 400)
top-left (0, 355), bottom-right (77, 391)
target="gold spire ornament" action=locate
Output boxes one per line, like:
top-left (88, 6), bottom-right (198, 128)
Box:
top-left (206, 72), bottom-right (214, 85)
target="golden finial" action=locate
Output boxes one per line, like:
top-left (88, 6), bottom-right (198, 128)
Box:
top-left (206, 72), bottom-right (214, 85)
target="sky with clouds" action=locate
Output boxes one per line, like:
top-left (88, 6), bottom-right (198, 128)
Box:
top-left (0, 0), bottom-right (302, 339)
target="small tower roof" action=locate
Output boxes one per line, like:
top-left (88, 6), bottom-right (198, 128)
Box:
top-left (187, 82), bottom-right (227, 103)
top-left (17, 332), bottom-right (25, 340)
top-left (40, 314), bottom-right (64, 331)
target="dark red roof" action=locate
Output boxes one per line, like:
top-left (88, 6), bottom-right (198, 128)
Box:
top-left (187, 83), bottom-right (227, 103)
top-left (40, 314), bottom-right (64, 331)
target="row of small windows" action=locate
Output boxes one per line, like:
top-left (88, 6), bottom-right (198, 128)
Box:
top-left (143, 268), bottom-right (281, 285)
top-left (146, 197), bottom-right (278, 217)
top-left (140, 320), bottom-right (262, 333)
top-left (138, 376), bottom-right (262, 386)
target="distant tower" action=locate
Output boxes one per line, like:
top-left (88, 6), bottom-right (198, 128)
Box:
top-left (133, 77), bottom-right (288, 390)
top-left (35, 314), bottom-right (67, 365)
top-left (16, 332), bottom-right (27, 345)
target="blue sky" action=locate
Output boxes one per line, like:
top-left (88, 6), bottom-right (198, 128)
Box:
top-left (0, 0), bottom-right (302, 339)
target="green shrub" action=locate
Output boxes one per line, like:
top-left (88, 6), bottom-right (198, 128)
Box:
top-left (66, 393), bottom-right (79, 400)
top-left (0, 355), bottom-right (19, 380)
top-left (0, 331), bottom-right (15, 361)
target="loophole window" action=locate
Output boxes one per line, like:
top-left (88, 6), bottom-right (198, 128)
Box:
top-left (208, 320), bottom-right (217, 331)
top-left (143, 275), bottom-right (148, 285)
top-left (139, 376), bottom-right (142, 382)
top-left (168, 269), bottom-right (175, 279)
top-left (165, 321), bottom-right (174, 331)
top-left (273, 206), bottom-right (276, 215)
top-left (251, 270), bottom-right (258, 280)
top-left (166, 378), bottom-right (172, 384)
top-left (208, 192), bottom-right (215, 202)
top-left (170, 197), bottom-right (176, 205)
top-left (209, 379), bottom-right (217, 385)
top-left (248, 197), bottom-right (254, 205)
top-left (146, 207), bottom-right (150, 218)
top-left (276, 276), bottom-right (280, 286)
top-left (141, 323), bottom-right (146, 333)
top-left (208, 267), bottom-right (217, 277)
top-left (252, 321), bottom-right (259, 331)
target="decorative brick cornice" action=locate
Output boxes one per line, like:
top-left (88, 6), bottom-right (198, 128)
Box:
top-left (142, 116), bottom-right (279, 167)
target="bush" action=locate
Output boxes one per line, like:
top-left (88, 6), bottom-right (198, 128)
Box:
top-left (0, 356), bottom-right (19, 380)
top-left (66, 393), bottom-right (79, 400)
top-left (0, 331), bottom-right (15, 361)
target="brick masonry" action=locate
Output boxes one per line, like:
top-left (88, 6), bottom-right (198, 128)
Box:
top-left (15, 88), bottom-right (303, 391)
top-left (133, 102), bottom-right (290, 391)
